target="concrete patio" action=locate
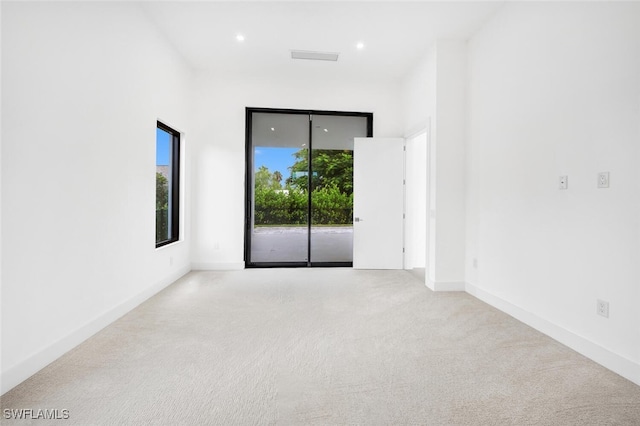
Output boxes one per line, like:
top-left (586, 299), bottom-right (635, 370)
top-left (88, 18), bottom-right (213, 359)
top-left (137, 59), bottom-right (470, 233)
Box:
top-left (250, 226), bottom-right (353, 263)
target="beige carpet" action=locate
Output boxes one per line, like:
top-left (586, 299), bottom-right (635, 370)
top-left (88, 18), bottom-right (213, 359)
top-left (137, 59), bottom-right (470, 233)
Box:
top-left (2, 269), bottom-right (639, 425)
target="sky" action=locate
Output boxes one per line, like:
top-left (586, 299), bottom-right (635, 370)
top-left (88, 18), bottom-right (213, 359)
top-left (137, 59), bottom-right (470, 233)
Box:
top-left (156, 128), bottom-right (171, 166)
top-left (254, 147), bottom-right (298, 175)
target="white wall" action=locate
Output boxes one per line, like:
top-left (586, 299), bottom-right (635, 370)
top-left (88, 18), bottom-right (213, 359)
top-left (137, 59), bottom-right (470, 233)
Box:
top-left (432, 40), bottom-right (467, 288)
top-left (401, 42), bottom-right (468, 290)
top-left (1, 3), bottom-right (192, 393)
top-left (402, 49), bottom-right (436, 138)
top-left (466, 2), bottom-right (640, 383)
top-left (190, 73), bottom-right (403, 269)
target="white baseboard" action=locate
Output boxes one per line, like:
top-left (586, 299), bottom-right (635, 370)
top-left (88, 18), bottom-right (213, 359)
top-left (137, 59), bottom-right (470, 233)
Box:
top-left (191, 262), bottom-right (245, 270)
top-left (426, 279), bottom-right (466, 292)
top-left (465, 282), bottom-right (640, 387)
top-left (0, 266), bottom-right (190, 395)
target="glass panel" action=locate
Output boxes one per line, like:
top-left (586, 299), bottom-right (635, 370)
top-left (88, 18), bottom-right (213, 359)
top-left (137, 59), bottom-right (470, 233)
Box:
top-left (156, 127), bottom-right (172, 245)
top-left (250, 112), bottom-right (310, 263)
top-left (309, 115), bottom-right (367, 263)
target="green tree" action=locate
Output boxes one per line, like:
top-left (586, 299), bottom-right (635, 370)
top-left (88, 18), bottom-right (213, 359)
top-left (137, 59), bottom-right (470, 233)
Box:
top-left (287, 149), bottom-right (353, 195)
top-left (311, 184), bottom-right (353, 224)
top-left (255, 165), bottom-right (282, 190)
top-left (156, 172), bottom-right (169, 242)
top-left (156, 172), bottom-right (168, 209)
top-left (273, 170), bottom-right (283, 185)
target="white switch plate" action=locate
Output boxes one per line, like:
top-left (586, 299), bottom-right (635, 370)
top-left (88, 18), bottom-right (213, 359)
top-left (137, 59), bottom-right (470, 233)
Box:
top-left (598, 172), bottom-right (610, 188)
top-left (559, 175), bottom-right (568, 190)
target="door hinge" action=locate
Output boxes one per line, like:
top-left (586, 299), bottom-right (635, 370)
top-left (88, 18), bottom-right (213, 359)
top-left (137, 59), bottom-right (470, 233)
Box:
top-left (403, 248), bottom-right (405, 253)
top-left (403, 213), bottom-right (405, 219)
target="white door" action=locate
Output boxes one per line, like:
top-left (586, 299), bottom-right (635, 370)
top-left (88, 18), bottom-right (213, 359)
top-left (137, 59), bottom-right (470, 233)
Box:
top-left (353, 137), bottom-right (405, 269)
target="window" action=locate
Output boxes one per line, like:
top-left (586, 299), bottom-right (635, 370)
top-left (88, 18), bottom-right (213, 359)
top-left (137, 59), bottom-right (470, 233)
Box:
top-left (156, 121), bottom-right (180, 247)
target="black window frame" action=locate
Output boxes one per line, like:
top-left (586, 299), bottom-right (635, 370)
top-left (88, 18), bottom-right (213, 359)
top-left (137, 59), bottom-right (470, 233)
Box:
top-left (156, 121), bottom-right (181, 248)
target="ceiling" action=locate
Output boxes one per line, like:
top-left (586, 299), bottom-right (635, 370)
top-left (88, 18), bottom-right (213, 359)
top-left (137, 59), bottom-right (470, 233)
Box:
top-left (252, 112), bottom-right (369, 149)
top-left (142, 1), bottom-right (505, 84)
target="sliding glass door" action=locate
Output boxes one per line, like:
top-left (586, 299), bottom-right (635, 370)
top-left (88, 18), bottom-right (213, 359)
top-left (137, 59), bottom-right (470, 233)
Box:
top-left (245, 108), bottom-right (371, 267)
top-left (309, 115), bottom-right (367, 263)
top-left (248, 112), bottom-right (309, 264)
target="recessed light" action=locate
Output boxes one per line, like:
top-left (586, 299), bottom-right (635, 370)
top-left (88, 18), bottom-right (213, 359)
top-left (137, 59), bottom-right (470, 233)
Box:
top-left (323, 128), bottom-right (328, 132)
top-left (302, 143), bottom-right (306, 147)
top-left (270, 127), bottom-right (275, 131)
top-left (356, 42), bottom-right (365, 50)
top-left (236, 34), bottom-right (245, 42)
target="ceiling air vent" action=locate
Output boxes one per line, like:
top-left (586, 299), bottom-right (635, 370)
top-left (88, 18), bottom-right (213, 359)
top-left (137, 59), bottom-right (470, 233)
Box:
top-left (291, 50), bottom-right (339, 61)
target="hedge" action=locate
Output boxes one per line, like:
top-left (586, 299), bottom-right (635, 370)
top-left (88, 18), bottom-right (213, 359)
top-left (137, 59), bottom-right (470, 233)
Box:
top-left (254, 185), bottom-right (352, 226)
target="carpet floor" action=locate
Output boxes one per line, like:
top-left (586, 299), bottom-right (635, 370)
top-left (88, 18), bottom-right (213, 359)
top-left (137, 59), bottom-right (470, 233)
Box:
top-left (2, 268), bottom-right (639, 425)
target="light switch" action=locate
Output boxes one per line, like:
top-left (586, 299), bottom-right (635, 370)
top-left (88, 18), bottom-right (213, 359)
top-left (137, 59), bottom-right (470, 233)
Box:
top-left (559, 175), bottom-right (568, 190)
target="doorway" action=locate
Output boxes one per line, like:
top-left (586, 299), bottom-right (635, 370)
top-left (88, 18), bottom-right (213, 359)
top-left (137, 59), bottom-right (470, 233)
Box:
top-left (245, 108), bottom-right (372, 267)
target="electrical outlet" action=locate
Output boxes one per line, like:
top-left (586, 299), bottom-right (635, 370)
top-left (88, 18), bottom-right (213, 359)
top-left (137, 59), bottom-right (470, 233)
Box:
top-left (598, 172), bottom-right (610, 188)
top-left (473, 258), bottom-right (478, 268)
top-left (559, 175), bottom-right (568, 190)
top-left (597, 299), bottom-right (609, 318)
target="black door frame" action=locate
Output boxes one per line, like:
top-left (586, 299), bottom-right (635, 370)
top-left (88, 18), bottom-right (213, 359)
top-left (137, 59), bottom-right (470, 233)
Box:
top-left (245, 107), bottom-right (373, 268)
